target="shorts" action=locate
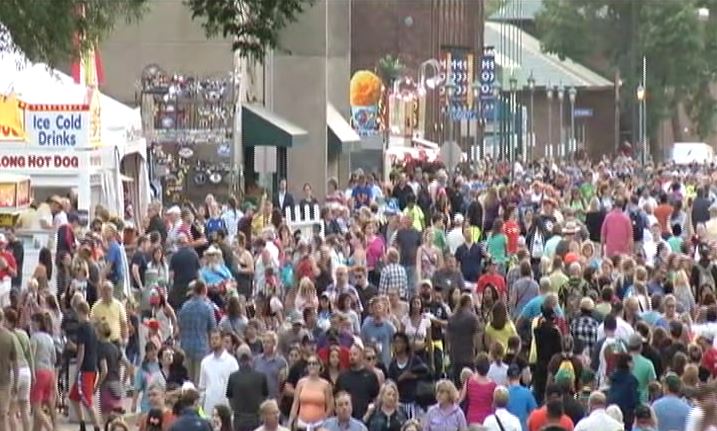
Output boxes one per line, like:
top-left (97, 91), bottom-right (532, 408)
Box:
top-left (99, 381), bottom-right (123, 414)
top-left (11, 367), bottom-right (31, 402)
top-left (30, 369), bottom-right (55, 404)
top-left (69, 371), bottom-right (97, 407)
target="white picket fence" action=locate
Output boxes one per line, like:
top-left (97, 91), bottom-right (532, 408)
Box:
top-left (284, 204), bottom-right (324, 240)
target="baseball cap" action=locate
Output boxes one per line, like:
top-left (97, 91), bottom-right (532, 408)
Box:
top-left (628, 333), bottom-right (645, 350)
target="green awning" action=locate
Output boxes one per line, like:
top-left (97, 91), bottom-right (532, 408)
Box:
top-left (242, 104), bottom-right (307, 147)
top-left (327, 103), bottom-right (360, 154)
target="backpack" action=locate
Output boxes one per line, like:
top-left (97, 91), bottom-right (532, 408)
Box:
top-left (561, 278), bottom-right (586, 317)
top-left (603, 338), bottom-right (627, 380)
top-left (629, 210), bottom-right (646, 242)
top-left (555, 355), bottom-right (576, 387)
top-left (696, 263), bottom-right (716, 298)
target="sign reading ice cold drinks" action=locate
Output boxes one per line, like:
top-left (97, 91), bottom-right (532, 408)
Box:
top-left (25, 109), bottom-right (89, 148)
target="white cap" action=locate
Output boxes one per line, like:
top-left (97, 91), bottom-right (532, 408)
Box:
top-left (166, 206), bottom-right (181, 215)
top-left (453, 213), bottom-right (464, 225)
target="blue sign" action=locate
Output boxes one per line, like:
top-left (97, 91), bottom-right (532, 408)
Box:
top-left (574, 108), bottom-right (593, 118)
top-left (479, 46), bottom-right (496, 120)
top-left (441, 48), bottom-right (476, 121)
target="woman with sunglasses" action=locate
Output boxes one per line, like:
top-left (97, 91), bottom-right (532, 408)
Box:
top-left (288, 354), bottom-right (334, 431)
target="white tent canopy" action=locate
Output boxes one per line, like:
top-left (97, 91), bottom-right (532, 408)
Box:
top-left (0, 49), bottom-right (149, 223)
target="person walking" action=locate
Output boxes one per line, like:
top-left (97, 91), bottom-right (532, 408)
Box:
top-left (178, 280), bottom-right (217, 383)
top-left (198, 329), bottom-right (239, 416)
top-left (226, 344), bottom-right (268, 431)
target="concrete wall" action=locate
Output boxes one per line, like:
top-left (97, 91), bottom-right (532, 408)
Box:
top-left (269, 1), bottom-right (327, 197)
top-left (267, 0), bottom-right (351, 197)
top-left (98, 0), bottom-right (233, 104)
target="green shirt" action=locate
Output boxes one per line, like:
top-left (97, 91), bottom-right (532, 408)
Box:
top-left (631, 353), bottom-right (656, 403)
top-left (432, 228), bottom-right (447, 253)
top-left (486, 233), bottom-right (508, 265)
top-left (667, 235), bottom-right (683, 253)
top-left (12, 329), bottom-right (32, 371)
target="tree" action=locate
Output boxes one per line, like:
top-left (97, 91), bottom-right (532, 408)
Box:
top-left (536, 0), bottom-right (717, 142)
top-left (0, 0), bottom-right (147, 65)
top-left (185, 0), bottom-right (316, 60)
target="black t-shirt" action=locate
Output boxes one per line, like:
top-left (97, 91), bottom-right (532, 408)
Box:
top-left (97, 340), bottom-right (121, 381)
top-left (130, 251), bottom-right (149, 289)
top-left (427, 300), bottom-right (450, 341)
top-left (191, 223), bottom-right (208, 256)
top-left (335, 368), bottom-right (380, 419)
top-left (76, 321), bottom-right (98, 372)
top-left (169, 247), bottom-right (201, 288)
top-left (287, 358), bottom-right (308, 386)
top-left (395, 228), bottom-right (421, 266)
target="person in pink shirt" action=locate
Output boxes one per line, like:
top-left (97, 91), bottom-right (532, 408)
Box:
top-left (600, 197), bottom-right (634, 258)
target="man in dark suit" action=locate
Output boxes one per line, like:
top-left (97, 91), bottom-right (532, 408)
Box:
top-left (227, 345), bottom-right (269, 431)
top-left (272, 178), bottom-right (295, 215)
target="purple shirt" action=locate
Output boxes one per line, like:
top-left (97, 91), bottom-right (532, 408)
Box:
top-left (422, 404), bottom-right (468, 431)
top-left (601, 209), bottom-right (632, 257)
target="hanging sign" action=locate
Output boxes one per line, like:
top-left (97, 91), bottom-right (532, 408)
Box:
top-left (440, 48), bottom-right (477, 121)
top-left (479, 46), bottom-right (497, 120)
top-left (24, 105), bottom-right (90, 148)
top-left (0, 95), bottom-right (27, 141)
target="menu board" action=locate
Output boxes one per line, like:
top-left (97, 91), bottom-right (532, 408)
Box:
top-left (0, 183), bottom-right (16, 208)
top-left (16, 180), bottom-right (30, 207)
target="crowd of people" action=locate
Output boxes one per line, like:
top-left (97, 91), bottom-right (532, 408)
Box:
top-left (1, 157), bottom-right (717, 431)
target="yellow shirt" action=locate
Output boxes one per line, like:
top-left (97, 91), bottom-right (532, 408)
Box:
top-left (90, 298), bottom-right (127, 342)
top-left (402, 205), bottom-right (425, 231)
top-left (485, 320), bottom-right (518, 351)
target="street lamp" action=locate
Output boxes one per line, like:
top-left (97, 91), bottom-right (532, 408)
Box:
top-left (557, 85), bottom-right (565, 158)
top-left (472, 80), bottom-right (481, 161)
top-left (443, 78), bottom-right (457, 172)
top-left (527, 72), bottom-right (535, 162)
top-left (492, 83), bottom-right (501, 159)
top-left (547, 83), bottom-right (553, 158)
top-left (568, 87), bottom-right (577, 154)
top-left (509, 76), bottom-right (518, 162)
top-left (637, 83), bottom-right (646, 163)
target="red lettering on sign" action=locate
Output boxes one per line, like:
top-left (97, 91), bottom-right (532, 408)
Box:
top-left (0, 125), bottom-right (21, 138)
top-left (0, 154), bottom-right (79, 169)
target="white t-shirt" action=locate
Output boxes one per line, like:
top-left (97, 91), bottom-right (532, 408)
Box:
top-left (483, 408), bottom-right (522, 431)
top-left (199, 350), bottom-right (239, 415)
top-left (401, 315), bottom-right (430, 343)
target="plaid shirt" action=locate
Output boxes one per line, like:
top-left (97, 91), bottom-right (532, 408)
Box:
top-left (178, 297), bottom-right (217, 360)
top-left (570, 313), bottom-right (599, 354)
top-left (378, 263), bottom-right (408, 299)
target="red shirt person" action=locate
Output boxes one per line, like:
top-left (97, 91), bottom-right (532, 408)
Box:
top-left (0, 233), bottom-right (18, 282)
top-left (476, 259), bottom-right (507, 299)
top-left (600, 197), bottom-right (633, 258)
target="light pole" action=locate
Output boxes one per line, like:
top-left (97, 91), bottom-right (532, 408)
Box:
top-left (557, 85), bottom-right (564, 158)
top-left (527, 72), bottom-right (535, 162)
top-left (444, 78), bottom-right (457, 172)
top-left (472, 80), bottom-right (481, 162)
top-left (569, 87), bottom-right (577, 154)
top-left (492, 83), bottom-right (501, 159)
top-left (637, 83), bottom-right (646, 164)
top-left (509, 76), bottom-right (517, 162)
top-left (547, 83), bottom-right (553, 158)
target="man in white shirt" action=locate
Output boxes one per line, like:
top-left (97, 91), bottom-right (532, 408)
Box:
top-left (574, 391), bottom-right (623, 431)
top-left (446, 214), bottom-right (466, 254)
top-left (199, 329), bottom-right (239, 415)
top-left (483, 386), bottom-right (522, 431)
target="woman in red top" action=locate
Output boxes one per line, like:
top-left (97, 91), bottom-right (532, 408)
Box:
top-left (476, 259), bottom-right (507, 299)
top-left (502, 205), bottom-right (521, 255)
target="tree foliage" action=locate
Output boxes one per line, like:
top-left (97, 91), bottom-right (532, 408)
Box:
top-left (536, 0), bottom-right (717, 140)
top-left (185, 0), bottom-right (316, 61)
top-left (0, 0), bottom-right (147, 65)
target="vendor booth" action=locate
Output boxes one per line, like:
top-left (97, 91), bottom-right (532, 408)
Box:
top-left (0, 56), bottom-right (150, 226)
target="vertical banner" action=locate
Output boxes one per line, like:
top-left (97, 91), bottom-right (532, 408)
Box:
top-left (440, 48), bottom-right (477, 121)
top-left (479, 46), bottom-right (497, 121)
top-left (349, 70), bottom-right (383, 136)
